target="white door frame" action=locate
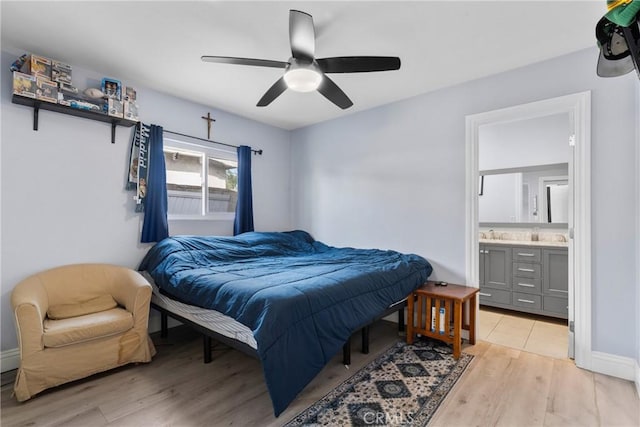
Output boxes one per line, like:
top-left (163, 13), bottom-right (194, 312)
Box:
top-left (465, 91), bottom-right (592, 370)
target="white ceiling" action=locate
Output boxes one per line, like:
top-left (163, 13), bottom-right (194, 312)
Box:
top-left (1, 1), bottom-right (604, 130)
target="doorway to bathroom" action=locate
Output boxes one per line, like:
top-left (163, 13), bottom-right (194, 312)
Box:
top-left (465, 92), bottom-right (592, 368)
top-left (478, 113), bottom-right (570, 359)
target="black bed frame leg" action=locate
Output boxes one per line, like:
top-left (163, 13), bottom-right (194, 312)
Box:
top-left (203, 335), bottom-right (212, 363)
top-left (160, 312), bottom-right (168, 338)
top-left (398, 307), bottom-right (405, 332)
top-left (361, 326), bottom-right (370, 354)
top-left (342, 336), bottom-right (351, 365)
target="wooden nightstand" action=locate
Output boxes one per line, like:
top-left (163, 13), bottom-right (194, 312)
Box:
top-left (406, 281), bottom-right (479, 359)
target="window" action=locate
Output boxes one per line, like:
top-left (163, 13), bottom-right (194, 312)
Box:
top-left (164, 138), bottom-right (238, 219)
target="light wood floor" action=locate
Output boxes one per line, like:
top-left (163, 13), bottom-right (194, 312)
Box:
top-left (1, 321), bottom-right (638, 426)
top-left (478, 307), bottom-right (569, 359)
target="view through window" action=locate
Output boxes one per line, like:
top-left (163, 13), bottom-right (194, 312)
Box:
top-left (164, 143), bottom-right (238, 217)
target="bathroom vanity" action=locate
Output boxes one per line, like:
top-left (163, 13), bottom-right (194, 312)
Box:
top-left (479, 239), bottom-right (568, 319)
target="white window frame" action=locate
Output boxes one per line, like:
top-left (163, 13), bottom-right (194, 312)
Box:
top-left (164, 136), bottom-right (238, 221)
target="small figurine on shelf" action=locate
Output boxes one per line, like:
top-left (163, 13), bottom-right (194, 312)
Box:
top-left (58, 81), bottom-right (79, 95)
top-left (124, 100), bottom-right (139, 121)
top-left (123, 86), bottom-right (136, 102)
top-left (107, 98), bottom-right (124, 118)
top-left (51, 60), bottom-right (72, 85)
top-left (13, 72), bottom-right (37, 98)
top-left (101, 77), bottom-right (121, 100)
top-left (36, 77), bottom-right (58, 103)
top-left (10, 54), bottom-right (28, 72)
top-left (25, 55), bottom-right (52, 79)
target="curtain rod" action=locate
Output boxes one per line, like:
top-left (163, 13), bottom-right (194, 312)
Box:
top-left (163, 130), bottom-right (263, 155)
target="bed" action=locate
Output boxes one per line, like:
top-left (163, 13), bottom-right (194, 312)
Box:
top-left (139, 230), bottom-right (432, 416)
top-left (146, 275), bottom-right (405, 364)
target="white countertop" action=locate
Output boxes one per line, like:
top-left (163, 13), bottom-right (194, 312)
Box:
top-left (479, 238), bottom-right (568, 248)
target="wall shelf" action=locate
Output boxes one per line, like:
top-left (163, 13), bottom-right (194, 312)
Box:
top-left (11, 94), bottom-right (137, 143)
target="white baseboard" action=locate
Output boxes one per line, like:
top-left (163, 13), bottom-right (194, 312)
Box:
top-left (1, 348), bottom-right (20, 373)
top-left (591, 351), bottom-right (636, 381)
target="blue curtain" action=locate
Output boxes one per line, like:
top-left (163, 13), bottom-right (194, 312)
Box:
top-left (141, 125), bottom-right (169, 243)
top-left (233, 145), bottom-right (254, 235)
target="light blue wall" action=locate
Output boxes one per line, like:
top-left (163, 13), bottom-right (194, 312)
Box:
top-left (2, 46), bottom-right (638, 360)
top-left (0, 50), bottom-right (292, 351)
top-left (291, 47), bottom-right (639, 358)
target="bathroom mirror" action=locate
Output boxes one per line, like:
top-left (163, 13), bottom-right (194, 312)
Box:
top-left (479, 163), bottom-right (569, 225)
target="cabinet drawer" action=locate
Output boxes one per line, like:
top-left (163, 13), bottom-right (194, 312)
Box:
top-left (512, 248), bottom-right (541, 263)
top-left (479, 288), bottom-right (511, 305)
top-left (513, 262), bottom-right (542, 279)
top-left (512, 292), bottom-right (542, 310)
top-left (512, 278), bottom-right (542, 294)
top-left (543, 296), bottom-right (569, 317)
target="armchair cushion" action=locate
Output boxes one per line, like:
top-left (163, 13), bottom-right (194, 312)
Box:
top-left (47, 294), bottom-right (118, 320)
top-left (43, 307), bottom-right (133, 348)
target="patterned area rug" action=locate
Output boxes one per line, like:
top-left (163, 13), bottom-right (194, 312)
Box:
top-left (284, 338), bottom-right (473, 426)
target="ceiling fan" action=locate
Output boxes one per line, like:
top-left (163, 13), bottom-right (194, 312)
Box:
top-left (201, 9), bottom-right (401, 109)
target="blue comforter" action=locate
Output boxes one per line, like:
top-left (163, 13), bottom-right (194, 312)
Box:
top-left (140, 230), bottom-right (432, 416)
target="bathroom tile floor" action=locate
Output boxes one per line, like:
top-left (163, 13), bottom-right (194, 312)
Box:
top-left (479, 306), bottom-right (569, 359)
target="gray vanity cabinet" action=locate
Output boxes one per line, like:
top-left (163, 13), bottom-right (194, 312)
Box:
top-left (479, 243), bottom-right (568, 319)
top-left (479, 245), bottom-right (511, 307)
top-left (542, 248), bottom-right (569, 318)
top-left (543, 249), bottom-right (569, 295)
top-left (480, 245), bottom-right (511, 290)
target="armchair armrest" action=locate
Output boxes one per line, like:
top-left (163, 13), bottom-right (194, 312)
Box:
top-left (11, 276), bottom-right (49, 357)
top-left (108, 267), bottom-right (152, 329)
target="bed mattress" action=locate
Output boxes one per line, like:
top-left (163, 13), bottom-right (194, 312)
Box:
top-left (144, 273), bottom-right (257, 349)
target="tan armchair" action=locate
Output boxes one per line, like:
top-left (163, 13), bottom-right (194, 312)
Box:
top-left (11, 263), bottom-right (156, 401)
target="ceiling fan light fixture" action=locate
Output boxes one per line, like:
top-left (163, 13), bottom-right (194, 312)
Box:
top-left (283, 68), bottom-right (322, 92)
top-left (202, 10), bottom-right (400, 108)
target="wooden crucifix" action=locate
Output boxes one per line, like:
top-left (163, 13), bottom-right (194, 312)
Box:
top-left (201, 112), bottom-right (216, 140)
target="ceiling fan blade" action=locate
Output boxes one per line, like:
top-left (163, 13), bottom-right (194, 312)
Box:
top-left (317, 56), bottom-right (401, 73)
top-left (257, 77), bottom-right (288, 107)
top-left (201, 56), bottom-right (288, 69)
top-left (317, 75), bottom-right (353, 109)
top-left (289, 10), bottom-right (315, 61)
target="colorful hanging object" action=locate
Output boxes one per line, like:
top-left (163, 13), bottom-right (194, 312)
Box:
top-left (126, 122), bottom-right (151, 212)
top-left (596, 0), bottom-right (640, 78)
top-left (606, 0), bottom-right (640, 26)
